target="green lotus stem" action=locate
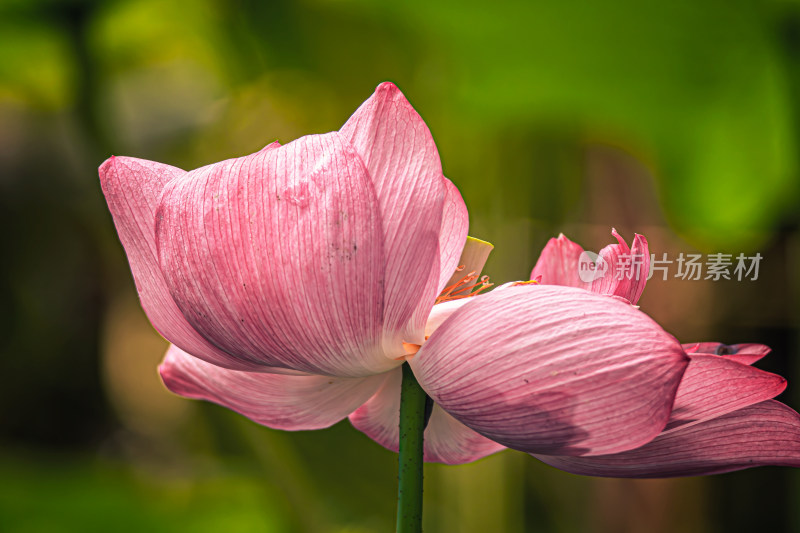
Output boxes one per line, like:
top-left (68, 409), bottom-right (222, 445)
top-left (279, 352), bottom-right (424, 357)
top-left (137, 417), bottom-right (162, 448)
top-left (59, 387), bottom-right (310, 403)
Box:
top-left (396, 362), bottom-right (430, 533)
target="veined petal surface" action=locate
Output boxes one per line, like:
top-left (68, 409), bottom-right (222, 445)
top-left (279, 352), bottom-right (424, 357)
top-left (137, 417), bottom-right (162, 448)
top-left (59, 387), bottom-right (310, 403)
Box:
top-left (157, 132), bottom-right (396, 377)
top-left (411, 284), bottom-right (689, 456)
top-left (530, 234), bottom-right (589, 289)
top-left (424, 299), bottom-right (474, 339)
top-left (662, 354), bottom-right (786, 432)
top-left (100, 155), bottom-right (263, 371)
top-left (535, 400), bottom-right (800, 478)
top-left (341, 82), bottom-right (445, 350)
top-left (531, 230), bottom-right (649, 305)
top-left (436, 177), bottom-right (469, 292)
top-left (160, 345), bottom-right (386, 430)
top-left (348, 367), bottom-right (505, 464)
top-left (588, 230), bottom-right (649, 304)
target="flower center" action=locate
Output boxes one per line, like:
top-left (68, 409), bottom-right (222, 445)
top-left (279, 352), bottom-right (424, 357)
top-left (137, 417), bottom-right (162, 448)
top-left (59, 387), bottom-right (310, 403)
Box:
top-left (435, 266), bottom-right (493, 304)
top-left (395, 267), bottom-right (494, 362)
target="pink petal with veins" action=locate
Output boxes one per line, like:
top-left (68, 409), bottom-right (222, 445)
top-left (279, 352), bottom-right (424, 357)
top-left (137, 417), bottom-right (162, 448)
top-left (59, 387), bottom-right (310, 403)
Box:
top-left (531, 230), bottom-right (649, 305)
top-left (100, 153), bottom-right (276, 372)
top-left (661, 354), bottom-right (786, 432)
top-left (411, 284), bottom-right (689, 457)
top-left (534, 400), bottom-right (800, 477)
top-left (341, 82), bottom-right (446, 349)
top-left (533, 353), bottom-right (788, 477)
top-left (160, 345), bottom-right (385, 430)
top-left (157, 132), bottom-right (398, 378)
top-left (424, 299), bottom-right (474, 339)
top-left (436, 177), bottom-right (469, 292)
top-left (530, 234), bottom-right (589, 290)
top-left (588, 230), bottom-right (649, 304)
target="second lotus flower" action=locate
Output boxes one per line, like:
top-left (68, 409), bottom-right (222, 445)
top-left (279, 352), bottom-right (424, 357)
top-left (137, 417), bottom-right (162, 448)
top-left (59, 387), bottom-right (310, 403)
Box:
top-left (100, 82), bottom-right (800, 474)
top-left (530, 232), bottom-right (800, 476)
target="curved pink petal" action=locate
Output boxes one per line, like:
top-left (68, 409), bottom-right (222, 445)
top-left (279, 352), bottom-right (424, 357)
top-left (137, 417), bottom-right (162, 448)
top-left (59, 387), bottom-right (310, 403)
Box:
top-left (663, 354), bottom-right (786, 432)
top-left (623, 233), bottom-right (649, 303)
top-left (424, 299), bottom-right (474, 339)
top-left (156, 132), bottom-right (397, 378)
top-left (160, 345), bottom-right (386, 430)
top-left (682, 342), bottom-right (771, 365)
top-left (99, 155), bottom-right (268, 371)
top-left (340, 82), bottom-right (446, 349)
top-left (411, 284), bottom-right (689, 457)
top-left (436, 177), bottom-right (469, 292)
top-left (348, 368), bottom-right (505, 464)
top-left (588, 230), bottom-right (649, 304)
top-left (534, 400), bottom-right (800, 478)
top-left (529, 234), bottom-right (589, 289)
top-left (531, 230), bottom-right (649, 304)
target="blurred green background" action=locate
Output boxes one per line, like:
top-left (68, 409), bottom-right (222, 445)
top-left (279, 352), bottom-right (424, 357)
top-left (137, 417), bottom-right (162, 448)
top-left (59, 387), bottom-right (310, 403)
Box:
top-left (2, 0), bottom-right (800, 531)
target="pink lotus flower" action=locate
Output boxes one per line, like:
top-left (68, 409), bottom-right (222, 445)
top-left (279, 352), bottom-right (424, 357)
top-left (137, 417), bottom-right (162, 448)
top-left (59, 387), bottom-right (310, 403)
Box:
top-left (530, 231), bottom-right (800, 476)
top-left (99, 82), bottom-right (793, 474)
top-left (530, 229), bottom-right (649, 305)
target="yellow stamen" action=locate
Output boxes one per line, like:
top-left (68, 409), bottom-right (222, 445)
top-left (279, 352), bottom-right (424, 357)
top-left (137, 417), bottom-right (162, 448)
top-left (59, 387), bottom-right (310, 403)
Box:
top-left (436, 267), bottom-right (493, 304)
